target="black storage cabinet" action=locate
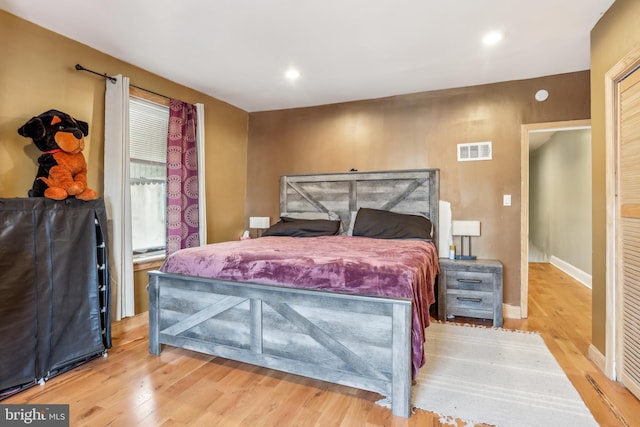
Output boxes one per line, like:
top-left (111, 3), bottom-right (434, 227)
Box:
top-left (0, 198), bottom-right (111, 398)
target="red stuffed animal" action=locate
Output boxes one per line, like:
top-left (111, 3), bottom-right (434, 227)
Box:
top-left (18, 109), bottom-right (97, 201)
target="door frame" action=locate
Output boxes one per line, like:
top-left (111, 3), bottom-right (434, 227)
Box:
top-left (604, 45), bottom-right (640, 380)
top-left (520, 119), bottom-right (591, 318)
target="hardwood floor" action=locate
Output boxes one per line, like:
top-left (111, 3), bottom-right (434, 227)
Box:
top-left (507, 263), bottom-right (639, 427)
top-left (4, 263), bottom-right (640, 426)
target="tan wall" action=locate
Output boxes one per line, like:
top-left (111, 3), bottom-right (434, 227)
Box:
top-left (247, 73), bottom-right (590, 307)
top-left (0, 8), bottom-right (605, 319)
top-left (590, 0), bottom-right (640, 353)
top-left (0, 11), bottom-right (249, 315)
top-left (133, 261), bottom-right (163, 314)
top-left (0, 10), bottom-right (248, 243)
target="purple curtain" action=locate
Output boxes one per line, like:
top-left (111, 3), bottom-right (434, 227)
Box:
top-left (166, 99), bottom-right (199, 256)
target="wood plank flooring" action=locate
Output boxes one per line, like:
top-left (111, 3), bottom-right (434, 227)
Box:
top-left (509, 263), bottom-right (639, 427)
top-left (4, 263), bottom-right (640, 426)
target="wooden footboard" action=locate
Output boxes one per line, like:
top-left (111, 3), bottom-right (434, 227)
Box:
top-left (148, 270), bottom-right (413, 418)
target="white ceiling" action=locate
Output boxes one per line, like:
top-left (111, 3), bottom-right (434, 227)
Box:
top-left (1, 0), bottom-right (614, 112)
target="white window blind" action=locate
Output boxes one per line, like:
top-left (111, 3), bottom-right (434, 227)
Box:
top-left (128, 96), bottom-right (169, 256)
top-left (129, 97), bottom-right (169, 163)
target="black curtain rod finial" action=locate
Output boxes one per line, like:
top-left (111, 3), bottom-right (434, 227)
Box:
top-left (75, 63), bottom-right (117, 84)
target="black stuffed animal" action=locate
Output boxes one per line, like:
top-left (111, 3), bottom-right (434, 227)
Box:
top-left (18, 109), bottom-right (96, 200)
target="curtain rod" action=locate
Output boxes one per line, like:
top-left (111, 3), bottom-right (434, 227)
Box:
top-left (75, 63), bottom-right (171, 100)
top-left (75, 63), bottom-right (117, 83)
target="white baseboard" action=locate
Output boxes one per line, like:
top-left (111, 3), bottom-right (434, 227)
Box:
top-left (588, 344), bottom-right (608, 376)
top-left (503, 304), bottom-right (521, 319)
top-left (549, 256), bottom-right (592, 289)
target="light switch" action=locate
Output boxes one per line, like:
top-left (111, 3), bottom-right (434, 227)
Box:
top-left (503, 194), bottom-right (511, 206)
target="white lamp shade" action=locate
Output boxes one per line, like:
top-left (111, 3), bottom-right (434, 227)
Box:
top-left (452, 220), bottom-right (481, 237)
top-left (249, 216), bottom-right (271, 229)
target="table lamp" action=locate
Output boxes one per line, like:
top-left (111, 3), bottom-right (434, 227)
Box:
top-left (249, 216), bottom-right (270, 238)
top-left (451, 220), bottom-right (481, 260)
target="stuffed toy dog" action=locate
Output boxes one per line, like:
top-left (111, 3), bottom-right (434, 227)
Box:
top-left (18, 109), bottom-right (97, 201)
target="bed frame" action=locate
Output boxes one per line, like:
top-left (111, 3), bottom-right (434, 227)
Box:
top-left (148, 169), bottom-right (439, 418)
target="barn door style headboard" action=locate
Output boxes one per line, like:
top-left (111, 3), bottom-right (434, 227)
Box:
top-left (279, 169), bottom-right (439, 238)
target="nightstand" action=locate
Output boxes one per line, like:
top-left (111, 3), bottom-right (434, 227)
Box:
top-left (438, 259), bottom-right (503, 327)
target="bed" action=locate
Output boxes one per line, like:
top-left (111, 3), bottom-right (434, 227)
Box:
top-left (148, 169), bottom-right (440, 418)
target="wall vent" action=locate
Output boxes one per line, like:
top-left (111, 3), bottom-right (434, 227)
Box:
top-left (457, 141), bottom-right (492, 161)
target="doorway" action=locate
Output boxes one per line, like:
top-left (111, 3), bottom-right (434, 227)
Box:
top-left (520, 120), bottom-right (591, 318)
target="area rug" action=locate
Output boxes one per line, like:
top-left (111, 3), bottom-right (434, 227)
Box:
top-left (411, 322), bottom-right (599, 427)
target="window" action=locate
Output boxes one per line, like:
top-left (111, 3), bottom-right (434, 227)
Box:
top-left (129, 95), bottom-right (169, 261)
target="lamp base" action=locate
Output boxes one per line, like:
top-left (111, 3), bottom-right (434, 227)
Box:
top-left (455, 235), bottom-right (477, 261)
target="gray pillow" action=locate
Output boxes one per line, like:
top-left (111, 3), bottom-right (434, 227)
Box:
top-left (352, 208), bottom-right (433, 240)
top-left (263, 217), bottom-right (341, 237)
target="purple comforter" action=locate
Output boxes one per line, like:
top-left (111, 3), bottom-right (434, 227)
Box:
top-left (160, 235), bottom-right (439, 377)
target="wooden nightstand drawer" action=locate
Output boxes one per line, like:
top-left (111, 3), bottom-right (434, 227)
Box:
top-left (438, 259), bottom-right (503, 327)
top-left (446, 289), bottom-right (493, 315)
top-left (445, 271), bottom-right (494, 292)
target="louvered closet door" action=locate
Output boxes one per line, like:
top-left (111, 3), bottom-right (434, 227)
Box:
top-left (619, 66), bottom-right (640, 400)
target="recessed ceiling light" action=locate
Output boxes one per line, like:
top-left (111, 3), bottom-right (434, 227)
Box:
top-left (535, 89), bottom-right (549, 102)
top-left (285, 68), bottom-right (300, 80)
top-left (482, 31), bottom-right (503, 46)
